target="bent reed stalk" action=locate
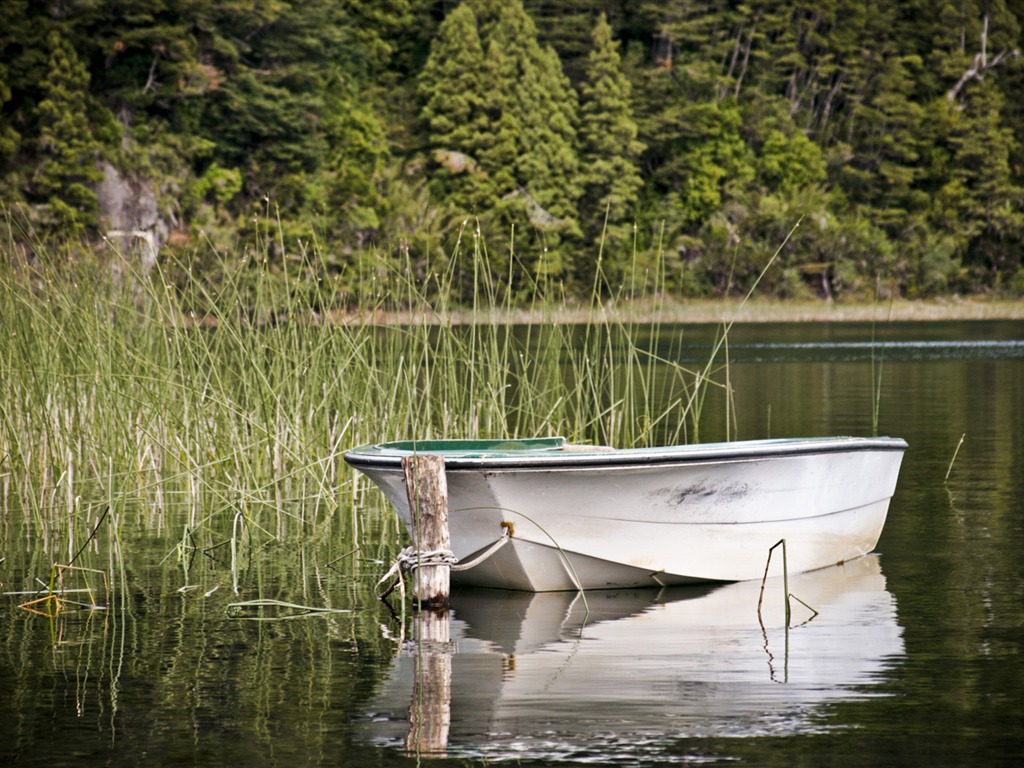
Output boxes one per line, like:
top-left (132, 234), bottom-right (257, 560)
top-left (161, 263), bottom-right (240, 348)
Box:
top-left (0, 216), bottom-right (763, 583)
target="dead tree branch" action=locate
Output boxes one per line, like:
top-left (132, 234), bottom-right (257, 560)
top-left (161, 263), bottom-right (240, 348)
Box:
top-left (947, 15), bottom-right (1020, 102)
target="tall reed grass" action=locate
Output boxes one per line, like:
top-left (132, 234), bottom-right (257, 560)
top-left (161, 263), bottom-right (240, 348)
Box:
top-left (1, 215), bottom-right (743, 572)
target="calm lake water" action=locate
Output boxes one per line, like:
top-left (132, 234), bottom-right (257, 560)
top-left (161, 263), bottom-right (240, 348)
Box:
top-left (3, 319), bottom-right (1023, 767)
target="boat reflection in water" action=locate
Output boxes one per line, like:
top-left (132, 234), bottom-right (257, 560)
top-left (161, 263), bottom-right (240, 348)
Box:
top-left (360, 555), bottom-right (904, 763)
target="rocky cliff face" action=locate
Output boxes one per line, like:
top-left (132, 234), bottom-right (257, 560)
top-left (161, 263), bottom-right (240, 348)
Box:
top-left (97, 162), bottom-right (167, 273)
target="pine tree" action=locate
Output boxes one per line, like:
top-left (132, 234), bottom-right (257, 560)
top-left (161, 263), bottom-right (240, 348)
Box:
top-left (577, 13), bottom-right (645, 284)
top-left (524, 0), bottom-right (610, 84)
top-left (506, 40), bottom-right (581, 227)
top-left (635, 72), bottom-right (753, 230)
top-left (475, 40), bottom-right (522, 201)
top-left (838, 52), bottom-right (929, 229)
top-left (183, 0), bottom-right (355, 215)
top-left (936, 77), bottom-right (1024, 285)
top-left (318, 70), bottom-right (391, 247)
top-left (418, 3), bottom-right (494, 211)
top-left (340, 0), bottom-right (416, 74)
top-left (636, 0), bottom-right (741, 99)
top-left (419, 0), bottom-right (582, 283)
top-left (0, 63), bottom-right (19, 170)
top-left (914, 0), bottom-right (1024, 291)
top-left (476, 0), bottom-right (581, 225)
top-left (33, 31), bottom-right (104, 232)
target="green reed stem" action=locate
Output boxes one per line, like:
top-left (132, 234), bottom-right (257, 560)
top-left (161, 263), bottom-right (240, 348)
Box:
top-left (945, 433), bottom-right (966, 483)
top-left (1, 210), bottom-right (777, 593)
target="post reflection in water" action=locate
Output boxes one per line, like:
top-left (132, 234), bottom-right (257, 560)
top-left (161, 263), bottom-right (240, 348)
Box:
top-left (404, 609), bottom-right (453, 757)
top-left (368, 555), bottom-right (904, 763)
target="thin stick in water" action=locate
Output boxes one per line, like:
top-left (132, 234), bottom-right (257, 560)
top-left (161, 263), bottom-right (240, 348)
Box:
top-left (945, 433), bottom-right (965, 483)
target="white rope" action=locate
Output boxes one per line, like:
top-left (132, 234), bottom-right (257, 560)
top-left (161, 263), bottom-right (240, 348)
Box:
top-left (376, 546), bottom-right (458, 588)
top-left (451, 534), bottom-right (510, 572)
top-left (376, 534), bottom-right (512, 599)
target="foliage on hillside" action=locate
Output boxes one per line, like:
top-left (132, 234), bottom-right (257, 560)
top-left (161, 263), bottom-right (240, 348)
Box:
top-left (1, 0), bottom-right (1023, 300)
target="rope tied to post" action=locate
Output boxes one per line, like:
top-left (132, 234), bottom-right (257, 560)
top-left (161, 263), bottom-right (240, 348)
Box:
top-left (377, 529), bottom-right (514, 601)
top-left (377, 546), bottom-right (458, 586)
top-left (377, 546), bottom-right (457, 602)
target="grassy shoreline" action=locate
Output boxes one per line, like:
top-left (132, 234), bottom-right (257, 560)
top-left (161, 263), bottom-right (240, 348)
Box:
top-left (622, 296), bottom-right (1024, 324)
top-left (331, 296), bottom-right (1024, 326)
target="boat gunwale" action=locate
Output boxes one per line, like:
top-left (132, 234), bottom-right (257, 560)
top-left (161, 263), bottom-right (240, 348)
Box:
top-left (343, 436), bottom-right (909, 471)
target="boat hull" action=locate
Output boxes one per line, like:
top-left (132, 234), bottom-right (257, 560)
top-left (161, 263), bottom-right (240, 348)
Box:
top-left (344, 436), bottom-right (907, 591)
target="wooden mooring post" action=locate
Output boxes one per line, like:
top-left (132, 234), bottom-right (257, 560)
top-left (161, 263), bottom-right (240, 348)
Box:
top-left (401, 454), bottom-right (451, 610)
top-left (401, 454), bottom-right (453, 756)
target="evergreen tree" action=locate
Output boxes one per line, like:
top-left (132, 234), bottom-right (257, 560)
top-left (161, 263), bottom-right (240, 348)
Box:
top-left (3, 0), bottom-right (1024, 297)
top-left (635, 72), bottom-right (754, 228)
top-left (0, 63), bottom-right (19, 172)
top-left (524, 0), bottom-right (611, 83)
top-left (757, 128), bottom-right (826, 193)
top-left (340, 0), bottom-right (417, 75)
top-left (912, 0), bottom-right (1024, 290)
top-left (418, 4), bottom-right (494, 212)
top-left (86, 0), bottom-right (197, 114)
top-left (636, 0), bottom-right (741, 99)
top-left (419, 0), bottom-right (582, 283)
top-left (0, 0), bottom-right (51, 199)
top-left (832, 50), bottom-right (931, 292)
top-left (630, 0), bottom-right (757, 224)
top-left (33, 31), bottom-right (104, 232)
top-left (935, 77), bottom-right (1024, 286)
top-left (505, 38), bottom-right (581, 229)
top-left (476, 0), bottom-right (581, 224)
top-left (318, 70), bottom-right (391, 248)
top-left (577, 13), bottom-right (645, 285)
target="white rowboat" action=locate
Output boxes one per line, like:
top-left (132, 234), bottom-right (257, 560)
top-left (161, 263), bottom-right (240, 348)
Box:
top-left (344, 436), bottom-right (908, 591)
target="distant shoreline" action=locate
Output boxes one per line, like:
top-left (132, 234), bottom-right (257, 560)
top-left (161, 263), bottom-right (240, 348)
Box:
top-left (333, 297), bottom-right (1024, 326)
top-left (608, 297), bottom-right (1024, 324)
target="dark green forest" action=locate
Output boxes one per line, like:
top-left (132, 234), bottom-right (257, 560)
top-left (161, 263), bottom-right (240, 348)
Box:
top-left (2, 0), bottom-right (1023, 301)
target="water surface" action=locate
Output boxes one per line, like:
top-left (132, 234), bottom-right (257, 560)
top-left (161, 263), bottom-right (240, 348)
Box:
top-left (3, 319), bottom-right (1023, 767)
